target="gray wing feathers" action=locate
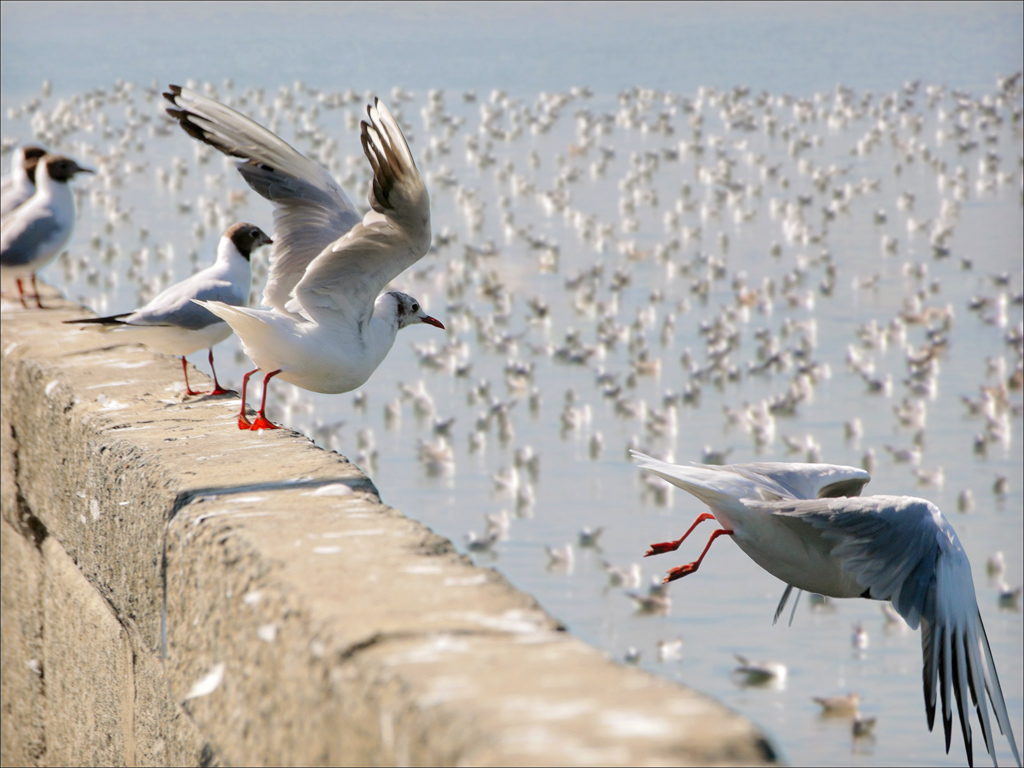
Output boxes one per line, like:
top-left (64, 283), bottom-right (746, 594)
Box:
top-left (128, 277), bottom-right (240, 330)
top-left (361, 101), bottom-right (430, 227)
top-left (762, 496), bottom-right (939, 628)
top-left (723, 462), bottom-right (871, 500)
top-left (165, 87), bottom-right (346, 204)
top-left (1, 214), bottom-right (64, 266)
top-left (264, 199), bottom-right (359, 312)
top-left (291, 221), bottom-right (412, 326)
top-left (764, 494), bottom-right (1020, 766)
top-left (291, 100), bottom-right (430, 325)
top-left (924, 576), bottom-right (988, 767)
top-left (924, 550), bottom-right (1019, 767)
top-left (164, 86), bottom-right (361, 313)
top-left (976, 616), bottom-right (1020, 767)
top-left (819, 476), bottom-right (873, 497)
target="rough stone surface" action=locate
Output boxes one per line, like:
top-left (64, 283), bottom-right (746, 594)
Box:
top-left (132, 636), bottom-right (217, 767)
top-left (42, 536), bottom-right (135, 767)
top-left (1, 518), bottom-right (46, 767)
top-left (1, 291), bottom-right (778, 767)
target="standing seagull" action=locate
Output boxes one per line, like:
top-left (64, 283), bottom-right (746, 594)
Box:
top-left (1, 144), bottom-right (47, 216)
top-left (1, 154), bottom-right (93, 307)
top-left (64, 223), bottom-right (271, 396)
top-left (632, 451), bottom-right (1020, 768)
top-left (164, 85), bottom-right (443, 430)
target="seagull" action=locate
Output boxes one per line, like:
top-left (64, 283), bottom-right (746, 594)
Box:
top-left (813, 692), bottom-right (861, 717)
top-left (631, 451), bottom-right (1020, 768)
top-left (1, 144), bottom-right (47, 216)
top-left (1, 154), bottom-right (93, 307)
top-left (633, 453), bottom-right (871, 581)
top-left (656, 636), bottom-right (684, 662)
top-left (578, 526), bottom-right (603, 547)
top-left (64, 223), bottom-right (271, 396)
top-left (733, 654), bottom-right (787, 687)
top-left (164, 85), bottom-right (443, 430)
top-left (853, 714), bottom-right (878, 739)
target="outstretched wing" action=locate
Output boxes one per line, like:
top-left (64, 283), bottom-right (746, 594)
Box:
top-left (727, 461), bottom-right (872, 626)
top-left (631, 451), bottom-right (869, 507)
top-left (761, 495), bottom-right (1019, 768)
top-left (727, 461), bottom-right (871, 500)
top-left (163, 85), bottom-right (361, 312)
top-left (290, 99), bottom-right (431, 330)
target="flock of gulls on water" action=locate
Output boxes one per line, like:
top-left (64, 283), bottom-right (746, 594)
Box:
top-left (2, 71), bottom-right (1022, 766)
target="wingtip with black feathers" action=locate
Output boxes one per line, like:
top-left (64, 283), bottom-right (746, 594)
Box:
top-left (162, 84), bottom-right (183, 105)
top-left (360, 107), bottom-right (405, 213)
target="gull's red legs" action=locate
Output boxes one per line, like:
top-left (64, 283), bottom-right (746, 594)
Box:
top-left (181, 356), bottom-right (203, 396)
top-left (662, 528), bottom-right (735, 583)
top-left (207, 348), bottom-right (231, 396)
top-left (238, 368), bottom-right (259, 429)
top-left (31, 274), bottom-right (43, 308)
top-left (14, 277), bottom-right (30, 308)
top-left (180, 350), bottom-right (231, 397)
top-left (646, 512), bottom-right (717, 556)
top-left (4, 276), bottom-right (41, 308)
top-left (250, 369), bottom-right (282, 431)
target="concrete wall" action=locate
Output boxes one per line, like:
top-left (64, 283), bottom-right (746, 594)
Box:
top-left (1, 287), bottom-right (778, 767)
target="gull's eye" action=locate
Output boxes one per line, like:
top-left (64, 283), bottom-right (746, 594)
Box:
top-left (412, 303), bottom-right (420, 313)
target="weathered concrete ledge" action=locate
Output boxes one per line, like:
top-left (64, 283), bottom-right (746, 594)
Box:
top-left (1, 286), bottom-right (777, 767)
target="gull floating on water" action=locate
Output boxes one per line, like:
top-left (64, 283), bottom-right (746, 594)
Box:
top-left (813, 692), bottom-right (861, 717)
top-left (632, 451), bottom-right (1020, 767)
top-left (733, 654), bottom-right (787, 687)
top-left (853, 714), bottom-right (878, 739)
top-left (65, 223), bottom-right (271, 395)
top-left (164, 85), bottom-right (443, 430)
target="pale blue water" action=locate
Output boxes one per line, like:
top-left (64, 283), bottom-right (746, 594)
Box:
top-left (3, 3), bottom-right (1022, 766)
top-left (2, 2), bottom-right (1020, 98)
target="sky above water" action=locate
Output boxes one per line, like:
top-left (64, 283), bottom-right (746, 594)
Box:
top-left (2, 2), bottom-right (1021, 101)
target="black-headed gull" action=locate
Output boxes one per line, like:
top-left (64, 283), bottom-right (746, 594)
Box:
top-left (733, 654), bottom-right (787, 687)
top-left (1, 145), bottom-right (47, 216)
top-left (164, 86), bottom-right (443, 430)
top-left (1, 154), bottom-right (93, 308)
top-left (632, 451), bottom-right (1020, 768)
top-left (65, 223), bottom-right (271, 396)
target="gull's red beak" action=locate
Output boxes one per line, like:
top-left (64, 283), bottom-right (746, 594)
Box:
top-left (422, 315), bottom-right (445, 330)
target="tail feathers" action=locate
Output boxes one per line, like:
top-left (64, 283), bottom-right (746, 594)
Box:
top-left (63, 313), bottom-right (133, 326)
top-left (192, 299), bottom-right (274, 340)
top-left (630, 451), bottom-right (759, 508)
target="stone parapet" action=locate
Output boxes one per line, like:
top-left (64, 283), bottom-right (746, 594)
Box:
top-left (1, 288), bottom-right (777, 766)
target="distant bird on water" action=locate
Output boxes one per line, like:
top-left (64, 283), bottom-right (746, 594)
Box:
top-left (164, 85), bottom-right (443, 430)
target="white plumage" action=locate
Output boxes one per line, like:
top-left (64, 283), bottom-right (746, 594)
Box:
top-left (66, 223), bottom-right (271, 395)
top-left (2, 154), bottom-right (92, 307)
top-left (165, 86), bottom-right (442, 430)
top-left (632, 451), bottom-right (1019, 768)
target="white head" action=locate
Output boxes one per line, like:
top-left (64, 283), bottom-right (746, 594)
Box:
top-left (387, 291), bottom-right (444, 330)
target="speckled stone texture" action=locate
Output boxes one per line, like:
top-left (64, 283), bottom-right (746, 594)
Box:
top-left (1, 288), bottom-right (777, 767)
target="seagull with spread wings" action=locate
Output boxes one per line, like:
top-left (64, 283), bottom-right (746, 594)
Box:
top-left (164, 85), bottom-right (443, 430)
top-left (632, 451), bottom-right (1020, 768)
